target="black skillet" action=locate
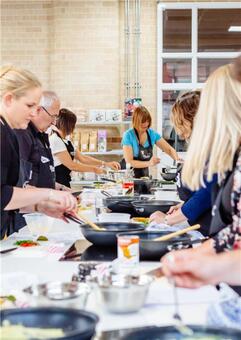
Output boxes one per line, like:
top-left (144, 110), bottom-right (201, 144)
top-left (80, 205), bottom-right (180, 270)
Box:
top-left (118, 230), bottom-right (194, 260)
top-left (64, 213), bottom-right (145, 246)
top-left (1, 307), bottom-right (99, 340)
top-left (132, 200), bottom-right (180, 217)
top-left (121, 325), bottom-right (241, 340)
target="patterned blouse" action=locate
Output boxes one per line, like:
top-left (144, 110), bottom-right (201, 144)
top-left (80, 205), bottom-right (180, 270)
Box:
top-left (214, 148), bottom-right (241, 253)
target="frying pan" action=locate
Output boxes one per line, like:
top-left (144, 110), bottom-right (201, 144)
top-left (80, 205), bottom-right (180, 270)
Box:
top-left (103, 195), bottom-right (149, 216)
top-left (132, 200), bottom-right (180, 217)
top-left (64, 214), bottom-right (145, 246)
top-left (80, 223), bottom-right (145, 246)
top-left (0, 307), bottom-right (99, 340)
top-left (118, 231), bottom-right (206, 261)
top-left (121, 325), bottom-right (241, 340)
top-left (161, 163), bottom-right (183, 182)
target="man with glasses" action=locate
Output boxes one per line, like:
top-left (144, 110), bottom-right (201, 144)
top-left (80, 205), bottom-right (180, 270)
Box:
top-left (15, 91), bottom-right (61, 190)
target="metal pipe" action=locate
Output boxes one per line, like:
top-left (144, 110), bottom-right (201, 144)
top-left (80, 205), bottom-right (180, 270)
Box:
top-left (124, 0), bottom-right (130, 99)
top-left (134, 0), bottom-right (141, 98)
top-left (136, 0), bottom-right (141, 98)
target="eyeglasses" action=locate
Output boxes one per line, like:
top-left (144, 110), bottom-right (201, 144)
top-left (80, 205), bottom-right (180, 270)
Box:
top-left (41, 106), bottom-right (58, 119)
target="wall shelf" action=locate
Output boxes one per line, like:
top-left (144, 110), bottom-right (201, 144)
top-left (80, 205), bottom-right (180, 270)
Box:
top-left (82, 150), bottom-right (123, 155)
top-left (76, 121), bottom-right (131, 126)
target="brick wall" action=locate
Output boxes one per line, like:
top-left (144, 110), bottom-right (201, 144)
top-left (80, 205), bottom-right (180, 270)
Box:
top-left (1, 0), bottom-right (229, 122)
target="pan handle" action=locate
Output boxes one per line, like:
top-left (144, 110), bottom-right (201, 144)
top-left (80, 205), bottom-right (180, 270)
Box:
top-left (101, 190), bottom-right (112, 197)
top-left (63, 212), bottom-right (85, 225)
top-left (167, 237), bottom-right (209, 251)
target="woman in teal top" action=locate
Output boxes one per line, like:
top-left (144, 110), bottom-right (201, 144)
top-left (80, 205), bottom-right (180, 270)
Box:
top-left (121, 106), bottom-right (179, 178)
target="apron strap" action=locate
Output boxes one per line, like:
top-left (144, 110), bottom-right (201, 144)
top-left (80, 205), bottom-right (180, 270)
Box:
top-left (134, 128), bottom-right (152, 148)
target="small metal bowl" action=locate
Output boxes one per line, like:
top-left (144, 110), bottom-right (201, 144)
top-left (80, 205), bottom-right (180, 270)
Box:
top-left (95, 275), bottom-right (152, 314)
top-left (23, 281), bottom-right (91, 309)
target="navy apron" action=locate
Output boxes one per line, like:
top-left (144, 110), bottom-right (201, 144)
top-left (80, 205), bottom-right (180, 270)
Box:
top-left (54, 132), bottom-right (75, 188)
top-left (120, 129), bottom-right (153, 178)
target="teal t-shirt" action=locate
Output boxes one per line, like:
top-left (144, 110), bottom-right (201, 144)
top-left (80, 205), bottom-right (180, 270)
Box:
top-left (122, 128), bottom-right (161, 158)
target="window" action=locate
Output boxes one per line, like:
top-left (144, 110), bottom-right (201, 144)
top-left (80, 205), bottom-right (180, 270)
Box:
top-left (157, 2), bottom-right (241, 157)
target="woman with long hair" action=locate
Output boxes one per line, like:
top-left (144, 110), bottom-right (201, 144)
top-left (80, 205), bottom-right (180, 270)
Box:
top-left (0, 65), bottom-right (76, 238)
top-left (162, 59), bottom-right (241, 288)
top-left (150, 90), bottom-right (217, 235)
top-left (49, 108), bottom-right (120, 187)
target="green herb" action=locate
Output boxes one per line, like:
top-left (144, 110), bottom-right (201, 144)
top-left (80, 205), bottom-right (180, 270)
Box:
top-left (37, 235), bottom-right (48, 241)
top-left (6, 295), bottom-right (16, 302)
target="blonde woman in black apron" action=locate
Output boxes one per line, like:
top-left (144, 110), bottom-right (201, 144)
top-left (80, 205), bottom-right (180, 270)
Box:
top-left (121, 106), bottom-right (180, 178)
top-left (0, 66), bottom-right (77, 239)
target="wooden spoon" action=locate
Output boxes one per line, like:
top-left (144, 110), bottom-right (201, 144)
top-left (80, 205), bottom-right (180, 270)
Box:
top-left (154, 224), bottom-right (200, 242)
top-left (64, 212), bottom-right (106, 231)
top-left (77, 212), bottom-right (106, 231)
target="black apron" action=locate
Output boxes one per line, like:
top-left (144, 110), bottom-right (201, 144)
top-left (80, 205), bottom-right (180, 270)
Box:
top-left (176, 171), bottom-right (212, 236)
top-left (120, 129), bottom-right (153, 178)
top-left (35, 132), bottom-right (56, 189)
top-left (0, 116), bottom-right (20, 238)
top-left (54, 132), bottom-right (75, 187)
top-left (15, 128), bottom-right (56, 231)
top-left (209, 171), bottom-right (233, 237)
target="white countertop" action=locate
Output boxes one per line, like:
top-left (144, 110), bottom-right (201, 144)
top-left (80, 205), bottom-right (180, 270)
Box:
top-left (0, 221), bottom-right (221, 335)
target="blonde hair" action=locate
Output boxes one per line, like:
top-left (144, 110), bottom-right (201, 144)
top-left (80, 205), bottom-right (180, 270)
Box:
top-left (132, 106), bottom-right (152, 129)
top-left (0, 65), bottom-right (41, 99)
top-left (171, 90), bottom-right (201, 140)
top-left (182, 64), bottom-right (241, 190)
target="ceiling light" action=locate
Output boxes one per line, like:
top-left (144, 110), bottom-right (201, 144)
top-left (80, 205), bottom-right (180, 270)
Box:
top-left (228, 26), bottom-right (241, 32)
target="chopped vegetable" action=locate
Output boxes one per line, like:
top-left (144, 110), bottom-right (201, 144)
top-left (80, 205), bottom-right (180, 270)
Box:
top-left (14, 240), bottom-right (39, 247)
top-left (37, 235), bottom-right (48, 241)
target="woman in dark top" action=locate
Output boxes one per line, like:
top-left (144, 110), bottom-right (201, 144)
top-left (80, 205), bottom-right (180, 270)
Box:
top-left (0, 65), bottom-right (76, 238)
top-left (161, 60), bottom-right (241, 288)
top-left (150, 90), bottom-right (216, 236)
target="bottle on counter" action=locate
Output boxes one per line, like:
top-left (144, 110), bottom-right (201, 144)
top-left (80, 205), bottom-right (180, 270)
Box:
top-left (122, 163), bottom-right (134, 196)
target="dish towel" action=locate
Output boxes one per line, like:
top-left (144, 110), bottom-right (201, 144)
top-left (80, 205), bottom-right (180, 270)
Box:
top-left (207, 283), bottom-right (241, 330)
top-left (146, 222), bottom-right (204, 240)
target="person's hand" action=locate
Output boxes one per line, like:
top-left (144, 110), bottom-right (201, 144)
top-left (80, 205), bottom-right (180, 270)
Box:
top-left (36, 200), bottom-right (68, 220)
top-left (167, 203), bottom-right (183, 215)
top-left (161, 247), bottom-right (221, 288)
top-left (149, 156), bottom-right (161, 167)
top-left (55, 183), bottom-right (72, 192)
top-left (106, 161), bottom-right (121, 170)
top-left (94, 167), bottom-right (106, 175)
top-left (150, 211), bottom-right (166, 223)
top-left (48, 189), bottom-right (77, 212)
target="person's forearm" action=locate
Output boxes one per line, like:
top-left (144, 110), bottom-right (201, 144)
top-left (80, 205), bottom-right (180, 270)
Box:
top-left (71, 161), bottom-right (98, 173)
top-left (128, 159), bottom-right (150, 168)
top-left (4, 187), bottom-right (51, 210)
top-left (77, 153), bottom-right (102, 167)
top-left (215, 250), bottom-right (241, 285)
top-left (166, 145), bottom-right (179, 161)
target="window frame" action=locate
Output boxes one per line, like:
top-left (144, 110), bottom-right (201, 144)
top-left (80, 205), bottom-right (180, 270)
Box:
top-left (157, 2), bottom-right (241, 167)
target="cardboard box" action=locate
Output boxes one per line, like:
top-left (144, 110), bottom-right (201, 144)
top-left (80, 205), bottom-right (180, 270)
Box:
top-left (105, 109), bottom-right (122, 122)
top-left (89, 110), bottom-right (106, 122)
top-left (98, 130), bottom-right (107, 152)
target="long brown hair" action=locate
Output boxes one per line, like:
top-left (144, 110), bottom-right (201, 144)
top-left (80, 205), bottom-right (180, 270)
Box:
top-left (171, 90), bottom-right (201, 140)
top-left (132, 106), bottom-right (152, 129)
top-left (56, 108), bottom-right (77, 136)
